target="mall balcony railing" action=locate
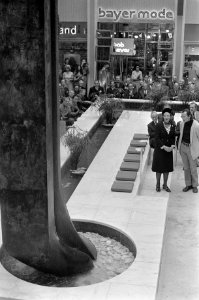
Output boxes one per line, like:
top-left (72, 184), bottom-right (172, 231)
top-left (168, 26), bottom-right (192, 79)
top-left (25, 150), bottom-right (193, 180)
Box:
top-left (116, 98), bottom-right (199, 112)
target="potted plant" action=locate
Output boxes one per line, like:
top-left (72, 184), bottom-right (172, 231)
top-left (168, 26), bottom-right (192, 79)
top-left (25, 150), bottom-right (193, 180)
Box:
top-left (93, 95), bottom-right (124, 126)
top-left (147, 86), bottom-right (170, 111)
top-left (61, 126), bottom-right (89, 175)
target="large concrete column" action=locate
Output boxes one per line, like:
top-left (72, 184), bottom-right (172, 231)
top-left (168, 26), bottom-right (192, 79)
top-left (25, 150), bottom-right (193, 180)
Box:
top-left (87, 0), bottom-right (97, 91)
top-left (173, 0), bottom-right (186, 80)
top-left (0, 0), bottom-right (96, 276)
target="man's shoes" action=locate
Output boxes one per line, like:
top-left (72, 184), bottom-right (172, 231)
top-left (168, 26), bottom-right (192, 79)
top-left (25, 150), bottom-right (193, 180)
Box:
top-left (182, 186), bottom-right (192, 192)
top-left (193, 187), bottom-right (198, 193)
top-left (163, 185), bottom-right (171, 192)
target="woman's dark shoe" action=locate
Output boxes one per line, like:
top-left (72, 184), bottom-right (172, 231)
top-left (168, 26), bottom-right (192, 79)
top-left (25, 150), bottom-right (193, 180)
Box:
top-left (163, 185), bottom-right (171, 192)
top-left (156, 186), bottom-right (161, 192)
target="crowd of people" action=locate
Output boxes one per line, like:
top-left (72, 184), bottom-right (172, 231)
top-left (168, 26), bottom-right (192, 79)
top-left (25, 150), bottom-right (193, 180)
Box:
top-left (59, 58), bottom-right (199, 126)
top-left (147, 102), bottom-right (199, 194)
top-left (59, 57), bottom-right (199, 192)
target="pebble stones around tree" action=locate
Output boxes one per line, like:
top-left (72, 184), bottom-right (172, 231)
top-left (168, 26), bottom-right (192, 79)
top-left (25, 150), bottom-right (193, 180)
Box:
top-left (74, 232), bottom-right (135, 286)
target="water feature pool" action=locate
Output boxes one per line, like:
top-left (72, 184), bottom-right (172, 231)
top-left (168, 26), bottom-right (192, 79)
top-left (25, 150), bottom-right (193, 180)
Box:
top-left (61, 124), bottom-right (112, 203)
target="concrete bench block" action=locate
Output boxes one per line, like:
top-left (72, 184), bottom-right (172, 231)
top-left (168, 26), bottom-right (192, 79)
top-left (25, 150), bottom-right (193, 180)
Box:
top-left (124, 154), bottom-right (140, 162)
top-left (120, 161), bottom-right (140, 171)
top-left (111, 180), bottom-right (134, 193)
top-left (127, 146), bottom-right (145, 154)
top-left (133, 133), bottom-right (149, 140)
top-left (130, 140), bottom-right (147, 147)
top-left (116, 171), bottom-right (137, 181)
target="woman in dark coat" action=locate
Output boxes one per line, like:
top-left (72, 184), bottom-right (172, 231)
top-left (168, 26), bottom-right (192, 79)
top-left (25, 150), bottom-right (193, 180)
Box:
top-left (152, 107), bottom-right (176, 192)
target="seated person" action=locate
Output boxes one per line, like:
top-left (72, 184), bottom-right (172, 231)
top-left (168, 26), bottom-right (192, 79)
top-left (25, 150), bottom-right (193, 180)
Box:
top-left (114, 75), bottom-right (125, 89)
top-left (73, 65), bottom-right (83, 83)
top-left (106, 81), bottom-right (118, 97)
top-left (74, 93), bottom-right (91, 112)
top-left (123, 77), bottom-right (132, 90)
top-left (59, 100), bottom-right (75, 126)
top-left (147, 111), bottom-right (158, 149)
top-left (123, 83), bottom-right (138, 99)
top-left (131, 65), bottom-right (143, 81)
top-left (106, 80), bottom-right (123, 98)
top-left (178, 79), bottom-right (187, 90)
top-left (62, 65), bottom-right (74, 91)
top-left (131, 65), bottom-right (143, 92)
top-left (169, 82), bottom-right (179, 100)
top-left (78, 79), bottom-right (87, 99)
top-left (137, 81), bottom-right (150, 99)
top-left (88, 80), bottom-right (104, 102)
top-left (59, 79), bottom-right (69, 102)
top-left (168, 75), bottom-right (178, 90)
top-left (74, 95), bottom-right (88, 113)
top-left (151, 75), bottom-right (162, 90)
top-left (60, 90), bottom-right (80, 125)
top-left (160, 78), bottom-right (169, 96)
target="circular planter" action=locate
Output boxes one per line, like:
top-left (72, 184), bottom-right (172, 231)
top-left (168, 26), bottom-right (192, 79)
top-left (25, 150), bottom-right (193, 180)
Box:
top-left (0, 220), bottom-right (136, 287)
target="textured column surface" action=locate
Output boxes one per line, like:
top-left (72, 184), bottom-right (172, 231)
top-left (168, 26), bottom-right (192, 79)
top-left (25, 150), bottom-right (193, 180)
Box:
top-left (0, 0), bottom-right (96, 276)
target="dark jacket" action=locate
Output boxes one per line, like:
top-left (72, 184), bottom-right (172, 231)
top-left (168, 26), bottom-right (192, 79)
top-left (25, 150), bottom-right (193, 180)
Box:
top-left (155, 122), bottom-right (176, 149)
top-left (152, 121), bottom-right (176, 173)
top-left (123, 88), bottom-right (137, 99)
top-left (88, 86), bottom-right (104, 101)
top-left (147, 121), bottom-right (157, 148)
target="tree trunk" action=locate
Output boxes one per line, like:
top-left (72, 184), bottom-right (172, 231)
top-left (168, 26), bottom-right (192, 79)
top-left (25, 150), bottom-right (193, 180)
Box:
top-left (0, 0), bottom-right (96, 276)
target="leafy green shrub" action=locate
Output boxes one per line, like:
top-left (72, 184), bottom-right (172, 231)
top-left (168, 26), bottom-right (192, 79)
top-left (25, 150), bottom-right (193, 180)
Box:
top-left (147, 87), bottom-right (169, 111)
top-left (93, 95), bottom-right (124, 124)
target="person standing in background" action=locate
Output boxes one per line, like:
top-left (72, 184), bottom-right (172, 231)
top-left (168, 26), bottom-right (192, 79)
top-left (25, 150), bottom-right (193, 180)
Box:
top-left (178, 108), bottom-right (199, 193)
top-left (99, 63), bottom-right (111, 91)
top-left (148, 111), bottom-right (158, 149)
top-left (189, 101), bottom-right (199, 122)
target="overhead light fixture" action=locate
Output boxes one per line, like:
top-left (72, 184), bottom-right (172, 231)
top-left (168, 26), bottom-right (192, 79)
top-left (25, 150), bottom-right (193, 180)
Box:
top-left (166, 29), bottom-right (169, 33)
top-left (147, 34), bottom-right (151, 39)
top-left (134, 35), bottom-right (138, 38)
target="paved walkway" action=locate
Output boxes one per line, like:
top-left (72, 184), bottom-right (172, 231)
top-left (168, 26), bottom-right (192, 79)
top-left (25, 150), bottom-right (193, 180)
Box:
top-left (156, 156), bottom-right (199, 300)
top-left (141, 154), bottom-right (199, 300)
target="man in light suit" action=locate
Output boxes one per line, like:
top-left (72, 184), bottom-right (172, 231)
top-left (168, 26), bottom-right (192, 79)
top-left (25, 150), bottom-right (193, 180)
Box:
top-left (189, 101), bottom-right (199, 122)
top-left (178, 108), bottom-right (199, 193)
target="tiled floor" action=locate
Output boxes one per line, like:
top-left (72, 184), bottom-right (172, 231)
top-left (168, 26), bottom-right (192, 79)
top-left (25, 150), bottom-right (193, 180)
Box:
top-left (0, 111), bottom-right (198, 300)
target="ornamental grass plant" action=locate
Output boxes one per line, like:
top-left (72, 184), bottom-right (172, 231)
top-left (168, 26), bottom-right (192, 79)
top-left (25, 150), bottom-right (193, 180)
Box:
top-left (93, 95), bottom-right (124, 124)
top-left (62, 126), bottom-right (89, 170)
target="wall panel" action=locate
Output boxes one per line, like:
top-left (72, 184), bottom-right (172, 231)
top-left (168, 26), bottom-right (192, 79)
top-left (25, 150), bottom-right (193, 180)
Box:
top-left (58, 0), bottom-right (87, 21)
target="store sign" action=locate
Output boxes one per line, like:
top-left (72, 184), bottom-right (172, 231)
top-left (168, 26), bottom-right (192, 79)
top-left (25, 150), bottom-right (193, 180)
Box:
top-left (98, 7), bottom-right (174, 22)
top-left (111, 38), bottom-right (135, 56)
top-left (59, 22), bottom-right (87, 38)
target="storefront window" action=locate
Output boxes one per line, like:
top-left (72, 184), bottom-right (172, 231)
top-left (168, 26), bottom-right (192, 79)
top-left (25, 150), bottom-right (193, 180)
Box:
top-left (96, 22), bottom-right (174, 80)
top-left (184, 45), bottom-right (199, 83)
